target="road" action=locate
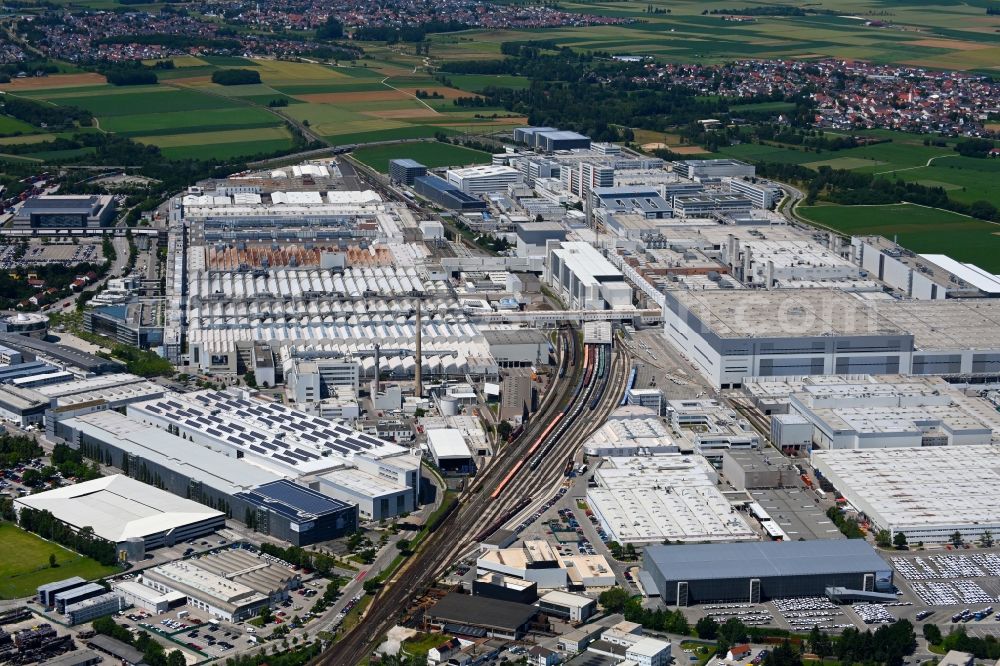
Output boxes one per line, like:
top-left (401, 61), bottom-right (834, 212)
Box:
top-left (317, 333), bottom-right (633, 665)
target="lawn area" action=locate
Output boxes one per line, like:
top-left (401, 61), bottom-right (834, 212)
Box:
top-left (0, 522), bottom-right (118, 599)
top-left (351, 141), bottom-right (490, 172)
top-left (0, 115), bottom-right (40, 136)
top-left (798, 203), bottom-right (1000, 272)
top-left (402, 632), bottom-right (453, 659)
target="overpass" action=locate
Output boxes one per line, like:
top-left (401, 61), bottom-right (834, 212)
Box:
top-left (0, 228), bottom-right (161, 238)
top-left (469, 308), bottom-right (662, 325)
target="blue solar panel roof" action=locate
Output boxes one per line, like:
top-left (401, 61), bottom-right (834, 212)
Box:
top-left (239, 480), bottom-right (352, 520)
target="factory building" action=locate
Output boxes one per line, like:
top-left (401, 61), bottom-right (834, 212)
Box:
top-left (235, 480), bottom-right (357, 546)
top-left (127, 388), bottom-right (422, 522)
top-left (111, 580), bottom-right (186, 614)
top-left (413, 175), bottom-right (487, 211)
top-left (482, 329), bottom-right (550, 367)
top-left (182, 549), bottom-right (300, 604)
top-left (673, 159), bottom-right (755, 180)
top-left (545, 241), bottom-right (633, 310)
top-left (535, 130), bottom-right (592, 152)
top-left (811, 446), bottom-right (1000, 544)
top-left (641, 540), bottom-right (892, 605)
top-left (15, 475), bottom-right (225, 559)
top-left (389, 159), bottom-right (427, 185)
top-left (582, 409), bottom-right (678, 457)
top-left (721, 449), bottom-right (799, 491)
top-left (477, 540), bottom-right (616, 590)
top-left (446, 165), bottom-right (523, 195)
top-left (667, 399), bottom-right (760, 458)
top-left (12, 195), bottom-right (116, 229)
top-left (587, 456), bottom-right (756, 544)
top-left (50, 409), bottom-right (281, 521)
top-left (515, 222), bottom-right (567, 259)
top-left (591, 186), bottom-right (671, 219)
top-left (141, 561), bottom-right (269, 622)
top-left (427, 592), bottom-right (539, 640)
top-left (0, 384), bottom-right (49, 426)
top-left (425, 428), bottom-right (475, 475)
top-left (54, 583), bottom-right (106, 614)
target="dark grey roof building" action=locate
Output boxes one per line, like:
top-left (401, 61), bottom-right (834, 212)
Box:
top-left (642, 539), bottom-right (893, 605)
top-left (426, 592), bottom-right (538, 639)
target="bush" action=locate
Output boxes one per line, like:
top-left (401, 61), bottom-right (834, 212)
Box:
top-left (106, 69), bottom-right (158, 86)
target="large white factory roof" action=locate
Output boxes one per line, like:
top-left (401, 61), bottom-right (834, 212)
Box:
top-left (583, 411), bottom-right (677, 456)
top-left (551, 242), bottom-right (623, 288)
top-left (587, 456), bottom-right (755, 544)
top-left (876, 299), bottom-right (1000, 350)
top-left (426, 429), bottom-right (472, 461)
top-left (188, 266), bottom-right (437, 300)
top-left (15, 475), bottom-right (224, 544)
top-left (919, 254), bottom-right (1000, 295)
top-left (447, 165), bottom-right (520, 179)
top-left (668, 288), bottom-right (902, 339)
top-left (129, 389), bottom-right (405, 476)
top-left (811, 446), bottom-right (1000, 539)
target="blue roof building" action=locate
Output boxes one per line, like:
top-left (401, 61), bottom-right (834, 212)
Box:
top-left (236, 480), bottom-right (357, 546)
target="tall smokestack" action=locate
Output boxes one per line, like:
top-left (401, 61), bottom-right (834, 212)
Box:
top-left (415, 305), bottom-right (422, 398)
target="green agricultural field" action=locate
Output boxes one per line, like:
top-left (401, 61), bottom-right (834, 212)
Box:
top-left (798, 203), bottom-right (1000, 271)
top-left (352, 142), bottom-right (491, 172)
top-left (54, 88), bottom-right (239, 117)
top-left (0, 523), bottom-right (118, 600)
top-left (0, 116), bottom-right (40, 136)
top-left (100, 107), bottom-right (282, 136)
top-left (444, 74), bottom-right (533, 92)
top-left (159, 138), bottom-right (295, 161)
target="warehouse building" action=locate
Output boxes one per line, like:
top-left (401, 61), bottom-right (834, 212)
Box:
top-left (235, 480), bottom-right (357, 546)
top-left (389, 159), bottom-right (427, 185)
top-left (582, 409), bottom-right (678, 457)
top-left (591, 186), bottom-right (671, 219)
top-left (482, 328), bottom-right (550, 367)
top-left (427, 592), bottom-right (539, 640)
top-left (12, 195), bottom-right (116, 229)
top-left (534, 130), bottom-right (591, 152)
top-left (413, 175), bottom-right (487, 211)
top-left (673, 159), bottom-right (755, 180)
top-left (183, 549), bottom-right (299, 604)
top-left (811, 446), bottom-right (1000, 544)
top-left (515, 221), bottom-right (567, 258)
top-left (446, 165), bottom-right (523, 195)
top-left (477, 540), bottom-right (616, 590)
top-left (545, 241), bottom-right (633, 310)
top-left (39, 578), bottom-right (88, 609)
top-left (641, 540), bottom-right (892, 605)
top-left (15, 475), bottom-right (225, 559)
top-left (425, 428), bottom-right (475, 475)
top-left (588, 456), bottom-right (756, 544)
top-left (0, 384), bottom-right (49, 426)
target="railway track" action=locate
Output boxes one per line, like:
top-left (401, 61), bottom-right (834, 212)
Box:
top-left (316, 333), bottom-right (632, 665)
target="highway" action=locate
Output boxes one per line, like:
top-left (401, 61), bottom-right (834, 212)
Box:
top-left (317, 330), bottom-right (633, 665)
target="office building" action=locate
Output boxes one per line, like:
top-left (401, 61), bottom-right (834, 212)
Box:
top-left (413, 175), bottom-right (487, 211)
top-left (591, 186), bottom-right (671, 219)
top-left (729, 178), bottom-right (775, 209)
top-left (12, 195), bottom-right (116, 229)
top-left (515, 222), bottom-right (567, 258)
top-left (641, 540), bottom-right (892, 605)
top-left (235, 480), bottom-right (357, 546)
top-left (65, 592), bottom-right (125, 625)
top-left (389, 159), bottom-right (427, 185)
top-left (111, 579), bottom-right (186, 614)
top-left (446, 165), bottom-right (523, 195)
top-left (672, 193), bottom-right (753, 218)
top-left (0, 312), bottom-right (49, 338)
top-left (55, 583), bottom-right (105, 614)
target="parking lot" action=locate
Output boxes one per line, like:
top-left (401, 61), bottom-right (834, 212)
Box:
top-left (0, 240), bottom-right (104, 268)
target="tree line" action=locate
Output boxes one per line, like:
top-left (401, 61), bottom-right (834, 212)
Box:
top-left (17, 507), bottom-right (118, 566)
top-left (93, 617), bottom-right (186, 666)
